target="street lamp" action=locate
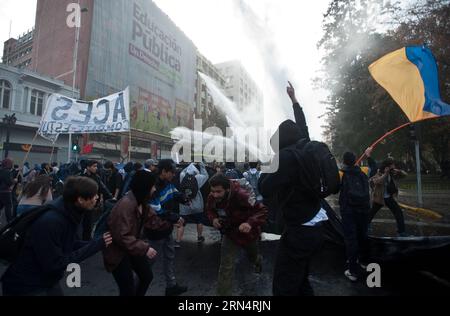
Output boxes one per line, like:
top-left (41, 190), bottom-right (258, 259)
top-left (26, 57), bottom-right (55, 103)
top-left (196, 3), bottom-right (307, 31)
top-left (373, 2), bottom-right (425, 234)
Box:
top-left (3, 113), bottom-right (17, 159)
top-left (68, 4), bottom-right (89, 163)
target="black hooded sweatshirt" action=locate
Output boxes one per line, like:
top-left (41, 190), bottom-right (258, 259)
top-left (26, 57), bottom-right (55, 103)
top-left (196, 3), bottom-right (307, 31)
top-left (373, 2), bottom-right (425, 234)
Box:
top-left (259, 102), bottom-right (321, 227)
top-left (1, 197), bottom-right (105, 295)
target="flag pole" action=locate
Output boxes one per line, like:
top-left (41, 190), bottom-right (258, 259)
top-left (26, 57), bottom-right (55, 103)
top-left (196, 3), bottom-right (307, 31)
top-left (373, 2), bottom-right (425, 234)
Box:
top-left (355, 115), bottom-right (444, 165)
top-left (18, 131), bottom-right (39, 182)
top-left (22, 132), bottom-right (39, 168)
top-left (49, 145), bottom-right (55, 164)
top-left (356, 122), bottom-right (412, 165)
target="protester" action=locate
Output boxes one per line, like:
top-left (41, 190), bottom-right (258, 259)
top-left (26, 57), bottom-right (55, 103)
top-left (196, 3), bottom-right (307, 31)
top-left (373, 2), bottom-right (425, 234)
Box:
top-left (259, 82), bottom-right (328, 296)
top-left (339, 152), bottom-right (371, 282)
top-left (11, 164), bottom-right (22, 212)
top-left (25, 165), bottom-right (39, 184)
top-left (1, 177), bottom-right (112, 296)
top-left (368, 157), bottom-right (409, 237)
top-left (147, 159), bottom-right (188, 296)
top-left (39, 163), bottom-right (52, 176)
top-left (81, 160), bottom-right (112, 240)
top-left (243, 162), bottom-right (263, 203)
top-left (176, 162), bottom-right (209, 247)
top-left (104, 161), bottom-right (123, 201)
top-left (119, 162), bottom-right (135, 199)
top-left (206, 174), bottom-right (267, 296)
top-left (224, 162), bottom-right (243, 180)
top-left (0, 158), bottom-right (17, 223)
top-left (22, 162), bottom-right (31, 180)
top-left (144, 159), bottom-right (159, 173)
top-left (51, 162), bottom-right (59, 175)
top-left (16, 176), bottom-right (53, 216)
top-left (103, 170), bottom-right (159, 296)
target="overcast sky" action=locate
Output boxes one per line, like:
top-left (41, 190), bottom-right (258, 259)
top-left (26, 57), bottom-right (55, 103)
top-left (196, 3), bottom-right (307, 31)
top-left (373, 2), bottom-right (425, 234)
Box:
top-left (0, 0), bottom-right (330, 140)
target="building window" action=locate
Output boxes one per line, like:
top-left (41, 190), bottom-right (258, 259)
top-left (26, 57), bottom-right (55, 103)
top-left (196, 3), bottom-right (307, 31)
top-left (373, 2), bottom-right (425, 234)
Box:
top-left (0, 80), bottom-right (12, 109)
top-left (30, 89), bottom-right (45, 116)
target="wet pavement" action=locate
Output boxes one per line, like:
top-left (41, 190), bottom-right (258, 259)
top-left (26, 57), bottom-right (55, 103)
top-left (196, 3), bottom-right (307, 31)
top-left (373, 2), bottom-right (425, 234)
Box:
top-left (1, 224), bottom-right (449, 296)
top-left (1, 192), bottom-right (449, 296)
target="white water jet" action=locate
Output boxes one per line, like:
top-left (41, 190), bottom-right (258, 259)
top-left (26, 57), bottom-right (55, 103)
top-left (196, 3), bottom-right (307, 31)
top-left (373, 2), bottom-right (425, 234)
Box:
top-left (198, 72), bottom-right (247, 129)
top-left (170, 126), bottom-right (273, 164)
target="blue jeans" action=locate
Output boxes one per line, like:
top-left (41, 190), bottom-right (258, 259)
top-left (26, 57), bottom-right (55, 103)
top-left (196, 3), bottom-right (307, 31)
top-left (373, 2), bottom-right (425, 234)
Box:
top-left (148, 233), bottom-right (177, 288)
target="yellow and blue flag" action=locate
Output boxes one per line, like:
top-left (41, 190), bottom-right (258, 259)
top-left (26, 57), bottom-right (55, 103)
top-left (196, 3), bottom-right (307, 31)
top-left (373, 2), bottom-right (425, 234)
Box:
top-left (369, 46), bottom-right (450, 122)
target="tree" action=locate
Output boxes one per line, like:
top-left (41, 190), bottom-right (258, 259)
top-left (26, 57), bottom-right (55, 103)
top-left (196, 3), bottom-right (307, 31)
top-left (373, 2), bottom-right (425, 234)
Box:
top-left (318, 0), bottom-right (450, 169)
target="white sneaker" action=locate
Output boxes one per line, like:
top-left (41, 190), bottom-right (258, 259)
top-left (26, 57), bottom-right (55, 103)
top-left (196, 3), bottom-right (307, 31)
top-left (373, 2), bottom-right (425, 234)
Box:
top-left (344, 270), bottom-right (358, 282)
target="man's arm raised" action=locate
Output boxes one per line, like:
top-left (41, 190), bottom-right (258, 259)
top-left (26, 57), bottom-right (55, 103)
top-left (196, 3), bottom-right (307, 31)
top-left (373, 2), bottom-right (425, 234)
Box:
top-left (288, 81), bottom-right (310, 142)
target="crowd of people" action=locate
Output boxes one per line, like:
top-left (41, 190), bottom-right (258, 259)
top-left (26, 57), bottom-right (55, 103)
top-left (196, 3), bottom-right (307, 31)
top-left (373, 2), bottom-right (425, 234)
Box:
top-left (0, 82), bottom-right (410, 296)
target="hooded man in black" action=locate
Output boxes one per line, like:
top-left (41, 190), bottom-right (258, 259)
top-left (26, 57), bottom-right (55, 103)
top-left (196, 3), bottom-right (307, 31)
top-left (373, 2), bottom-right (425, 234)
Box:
top-left (259, 82), bottom-right (326, 296)
top-left (339, 152), bottom-right (370, 282)
top-left (1, 177), bottom-right (112, 296)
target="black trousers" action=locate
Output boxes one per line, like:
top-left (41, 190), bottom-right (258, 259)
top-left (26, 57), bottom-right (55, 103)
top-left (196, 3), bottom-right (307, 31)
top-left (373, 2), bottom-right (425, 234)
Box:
top-left (112, 255), bottom-right (153, 296)
top-left (81, 211), bottom-right (93, 241)
top-left (368, 197), bottom-right (405, 234)
top-left (273, 225), bottom-right (324, 296)
top-left (341, 208), bottom-right (369, 274)
top-left (0, 192), bottom-right (14, 223)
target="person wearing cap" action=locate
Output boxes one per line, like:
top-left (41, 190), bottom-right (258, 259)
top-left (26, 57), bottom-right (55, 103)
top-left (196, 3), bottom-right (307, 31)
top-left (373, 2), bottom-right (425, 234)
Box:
top-left (146, 159), bottom-right (188, 296)
top-left (144, 159), bottom-right (158, 173)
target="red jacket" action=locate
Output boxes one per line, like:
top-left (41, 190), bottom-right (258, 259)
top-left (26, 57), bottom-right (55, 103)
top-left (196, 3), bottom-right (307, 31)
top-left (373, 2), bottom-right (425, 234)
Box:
top-left (206, 181), bottom-right (268, 246)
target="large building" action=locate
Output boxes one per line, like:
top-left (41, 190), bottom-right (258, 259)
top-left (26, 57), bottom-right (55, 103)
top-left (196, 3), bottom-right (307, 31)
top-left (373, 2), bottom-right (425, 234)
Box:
top-left (214, 60), bottom-right (264, 125)
top-left (2, 29), bottom-right (34, 70)
top-left (1, 0), bottom-right (231, 163)
top-left (0, 63), bottom-right (78, 164)
top-left (196, 52), bottom-right (228, 130)
top-left (29, 0), bottom-right (200, 160)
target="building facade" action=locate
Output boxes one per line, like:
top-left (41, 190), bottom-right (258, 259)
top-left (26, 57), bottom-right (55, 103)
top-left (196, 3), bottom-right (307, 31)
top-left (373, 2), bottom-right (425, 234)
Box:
top-left (2, 29), bottom-right (34, 70)
top-left (196, 52), bottom-right (228, 130)
top-left (214, 60), bottom-right (264, 126)
top-left (29, 0), bottom-right (207, 161)
top-left (1, 0), bottom-right (234, 163)
top-left (0, 64), bottom-right (78, 164)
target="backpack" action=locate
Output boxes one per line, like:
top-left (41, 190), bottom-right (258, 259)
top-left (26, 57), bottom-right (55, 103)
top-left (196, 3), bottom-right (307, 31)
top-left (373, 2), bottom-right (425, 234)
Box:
top-left (288, 140), bottom-right (340, 199)
top-left (244, 171), bottom-right (262, 201)
top-left (342, 171), bottom-right (370, 208)
top-left (225, 169), bottom-right (240, 180)
top-left (180, 173), bottom-right (199, 199)
top-left (0, 205), bottom-right (54, 263)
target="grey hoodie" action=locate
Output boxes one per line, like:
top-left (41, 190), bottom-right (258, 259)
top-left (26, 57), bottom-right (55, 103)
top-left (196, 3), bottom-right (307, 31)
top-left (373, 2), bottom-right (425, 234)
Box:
top-left (179, 163), bottom-right (209, 215)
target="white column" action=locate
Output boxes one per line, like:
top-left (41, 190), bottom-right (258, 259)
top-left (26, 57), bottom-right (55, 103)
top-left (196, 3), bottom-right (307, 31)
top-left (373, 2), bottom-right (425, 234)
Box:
top-left (26, 87), bottom-right (32, 114)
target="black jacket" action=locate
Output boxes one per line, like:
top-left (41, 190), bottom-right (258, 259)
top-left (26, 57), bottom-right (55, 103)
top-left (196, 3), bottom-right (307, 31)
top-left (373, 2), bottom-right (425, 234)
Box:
top-left (83, 171), bottom-right (113, 200)
top-left (0, 168), bottom-right (13, 192)
top-left (259, 102), bottom-right (321, 227)
top-left (105, 170), bottom-right (123, 199)
top-left (1, 197), bottom-right (105, 295)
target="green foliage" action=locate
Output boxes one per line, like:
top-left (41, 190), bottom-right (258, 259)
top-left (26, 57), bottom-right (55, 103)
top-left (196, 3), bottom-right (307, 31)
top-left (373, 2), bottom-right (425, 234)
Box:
top-left (318, 0), bottom-right (450, 170)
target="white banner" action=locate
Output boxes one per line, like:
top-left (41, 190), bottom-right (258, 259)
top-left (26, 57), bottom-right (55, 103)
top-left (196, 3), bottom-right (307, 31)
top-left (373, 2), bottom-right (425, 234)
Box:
top-left (38, 88), bottom-right (130, 136)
